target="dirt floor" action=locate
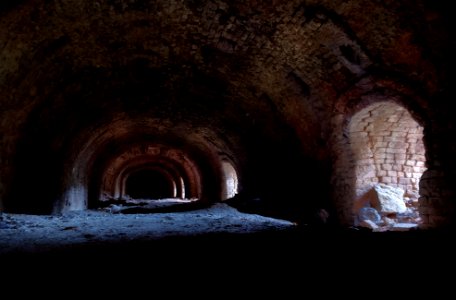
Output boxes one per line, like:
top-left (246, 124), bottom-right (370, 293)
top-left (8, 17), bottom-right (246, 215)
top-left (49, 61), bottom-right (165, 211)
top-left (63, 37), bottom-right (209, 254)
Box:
top-left (1, 202), bottom-right (454, 295)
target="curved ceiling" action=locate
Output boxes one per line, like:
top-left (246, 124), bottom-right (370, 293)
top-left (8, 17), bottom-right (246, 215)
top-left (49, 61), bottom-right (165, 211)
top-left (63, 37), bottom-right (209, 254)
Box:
top-left (0, 0), bottom-right (451, 218)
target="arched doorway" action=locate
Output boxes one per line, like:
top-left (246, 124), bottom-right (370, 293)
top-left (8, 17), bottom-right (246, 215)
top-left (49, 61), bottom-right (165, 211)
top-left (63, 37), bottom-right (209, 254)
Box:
top-left (348, 102), bottom-right (426, 230)
top-left (221, 160), bottom-right (239, 200)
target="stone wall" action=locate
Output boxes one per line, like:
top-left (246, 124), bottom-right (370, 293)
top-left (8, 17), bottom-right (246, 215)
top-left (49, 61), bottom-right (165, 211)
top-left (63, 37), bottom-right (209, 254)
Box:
top-left (1, 1), bottom-right (455, 228)
top-left (330, 82), bottom-right (431, 227)
top-left (349, 102), bottom-right (426, 201)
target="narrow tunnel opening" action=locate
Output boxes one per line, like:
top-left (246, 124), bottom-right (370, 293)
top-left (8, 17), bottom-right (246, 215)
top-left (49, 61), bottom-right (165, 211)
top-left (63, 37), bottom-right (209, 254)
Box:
top-left (125, 169), bottom-right (175, 199)
top-left (349, 102), bottom-right (426, 231)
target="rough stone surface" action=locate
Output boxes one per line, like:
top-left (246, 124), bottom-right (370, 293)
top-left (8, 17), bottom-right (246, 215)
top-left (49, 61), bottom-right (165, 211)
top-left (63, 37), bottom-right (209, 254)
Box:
top-left (371, 184), bottom-right (407, 215)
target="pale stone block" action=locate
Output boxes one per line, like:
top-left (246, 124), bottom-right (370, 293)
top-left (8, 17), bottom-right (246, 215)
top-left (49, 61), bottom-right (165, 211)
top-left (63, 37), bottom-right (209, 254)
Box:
top-left (387, 170), bottom-right (397, 177)
top-left (388, 141), bottom-right (407, 148)
top-left (405, 160), bottom-right (415, 166)
top-left (381, 177), bottom-right (391, 183)
top-left (394, 153), bottom-right (406, 160)
top-left (385, 153), bottom-right (394, 159)
top-left (403, 166), bottom-right (413, 173)
top-left (392, 131), bottom-right (407, 138)
top-left (398, 178), bottom-right (411, 185)
top-left (416, 161), bottom-right (425, 167)
top-left (413, 166), bottom-right (422, 172)
top-left (408, 133), bottom-right (422, 139)
top-left (393, 165), bottom-right (402, 171)
top-left (377, 170), bottom-right (387, 176)
top-left (370, 183), bottom-right (406, 214)
top-left (412, 173), bottom-right (422, 179)
top-left (382, 164), bottom-right (392, 170)
top-left (374, 152), bottom-right (386, 159)
top-left (373, 142), bottom-right (388, 148)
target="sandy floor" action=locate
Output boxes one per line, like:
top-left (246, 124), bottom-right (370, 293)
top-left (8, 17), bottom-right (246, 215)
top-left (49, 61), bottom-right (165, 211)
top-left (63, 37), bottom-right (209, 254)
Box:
top-left (1, 201), bottom-right (453, 293)
top-left (0, 202), bottom-right (295, 255)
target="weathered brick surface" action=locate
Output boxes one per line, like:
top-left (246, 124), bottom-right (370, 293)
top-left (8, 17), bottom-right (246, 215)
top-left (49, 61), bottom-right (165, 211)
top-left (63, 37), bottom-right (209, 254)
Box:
top-left (0, 1), bottom-right (455, 227)
top-left (332, 102), bottom-right (427, 224)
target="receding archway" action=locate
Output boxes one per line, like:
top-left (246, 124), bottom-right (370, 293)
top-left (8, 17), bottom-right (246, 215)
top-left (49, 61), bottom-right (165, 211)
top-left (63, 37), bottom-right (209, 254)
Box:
top-left (98, 144), bottom-right (202, 204)
top-left (125, 168), bottom-right (176, 199)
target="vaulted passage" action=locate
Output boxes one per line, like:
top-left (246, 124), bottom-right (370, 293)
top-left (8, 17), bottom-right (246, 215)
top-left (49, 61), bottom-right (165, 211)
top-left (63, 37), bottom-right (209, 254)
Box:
top-left (125, 169), bottom-right (175, 199)
top-left (1, 0), bottom-right (455, 249)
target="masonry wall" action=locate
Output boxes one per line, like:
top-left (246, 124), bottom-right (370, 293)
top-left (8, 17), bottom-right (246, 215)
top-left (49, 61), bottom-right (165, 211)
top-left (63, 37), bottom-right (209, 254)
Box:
top-left (330, 88), bottom-right (431, 227)
top-left (1, 0), bottom-right (455, 228)
top-left (349, 103), bottom-right (426, 202)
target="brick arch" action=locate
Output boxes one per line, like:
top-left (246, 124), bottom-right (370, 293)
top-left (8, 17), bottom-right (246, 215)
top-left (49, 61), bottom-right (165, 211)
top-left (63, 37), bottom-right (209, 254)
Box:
top-left (55, 117), bottom-right (226, 213)
top-left (123, 167), bottom-right (177, 200)
top-left (334, 77), bottom-right (429, 126)
top-left (99, 144), bottom-right (201, 203)
top-left (330, 78), bottom-right (430, 226)
top-left (109, 159), bottom-right (187, 200)
top-left (349, 102), bottom-right (425, 217)
top-left (220, 157), bottom-right (239, 201)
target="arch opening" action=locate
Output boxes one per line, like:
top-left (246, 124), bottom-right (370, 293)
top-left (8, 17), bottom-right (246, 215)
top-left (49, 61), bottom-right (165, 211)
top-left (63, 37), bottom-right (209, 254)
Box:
top-left (221, 160), bottom-right (239, 201)
top-left (96, 144), bottom-right (203, 207)
top-left (349, 102), bottom-right (426, 231)
top-left (125, 168), bottom-right (176, 200)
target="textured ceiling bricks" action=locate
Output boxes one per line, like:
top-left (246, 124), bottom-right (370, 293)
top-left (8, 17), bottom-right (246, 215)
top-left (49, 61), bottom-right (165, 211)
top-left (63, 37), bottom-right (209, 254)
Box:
top-left (0, 1), bottom-right (454, 226)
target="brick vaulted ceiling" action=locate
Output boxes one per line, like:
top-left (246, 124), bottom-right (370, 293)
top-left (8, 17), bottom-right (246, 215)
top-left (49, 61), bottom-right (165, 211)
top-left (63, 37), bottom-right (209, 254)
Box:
top-left (0, 1), bottom-right (455, 224)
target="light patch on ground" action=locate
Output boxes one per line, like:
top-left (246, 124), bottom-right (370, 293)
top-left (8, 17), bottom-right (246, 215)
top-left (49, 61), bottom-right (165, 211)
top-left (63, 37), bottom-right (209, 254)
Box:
top-left (0, 203), bottom-right (295, 254)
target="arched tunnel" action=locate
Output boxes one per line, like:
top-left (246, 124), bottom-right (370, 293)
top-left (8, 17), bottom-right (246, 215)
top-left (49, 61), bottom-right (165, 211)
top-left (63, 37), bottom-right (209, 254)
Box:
top-left (1, 1), bottom-right (456, 263)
